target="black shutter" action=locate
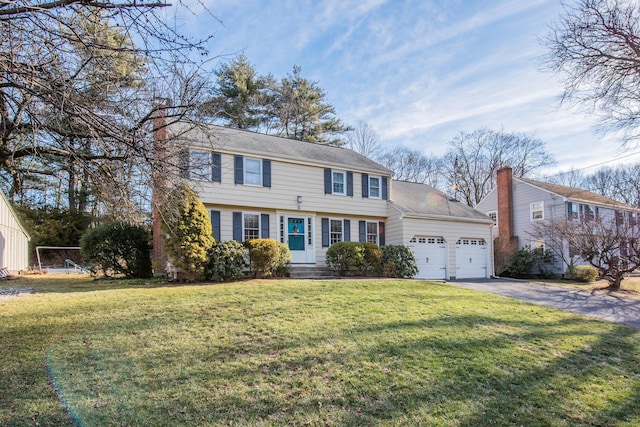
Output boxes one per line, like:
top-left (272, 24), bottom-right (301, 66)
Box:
top-left (344, 219), bottom-right (351, 242)
top-left (234, 155), bottom-right (244, 184)
top-left (211, 152), bottom-right (221, 182)
top-left (262, 159), bottom-right (271, 188)
top-left (359, 220), bottom-right (366, 242)
top-left (378, 221), bottom-right (385, 246)
top-left (362, 174), bottom-right (369, 198)
top-left (324, 168), bottom-right (332, 194)
top-left (181, 149), bottom-right (190, 179)
top-left (210, 210), bottom-right (221, 242)
top-left (260, 214), bottom-right (270, 238)
top-left (321, 218), bottom-right (330, 247)
top-left (382, 176), bottom-right (388, 200)
top-left (233, 212), bottom-right (242, 242)
top-left (347, 171), bottom-right (353, 197)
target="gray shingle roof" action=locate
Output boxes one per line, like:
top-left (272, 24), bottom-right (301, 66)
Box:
top-left (518, 177), bottom-right (633, 209)
top-left (390, 180), bottom-right (493, 222)
top-left (172, 123), bottom-right (391, 175)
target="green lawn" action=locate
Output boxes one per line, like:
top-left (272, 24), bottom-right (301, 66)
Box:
top-left (2, 275), bottom-right (640, 426)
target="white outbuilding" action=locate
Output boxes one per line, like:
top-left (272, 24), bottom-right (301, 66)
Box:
top-left (0, 191), bottom-right (30, 273)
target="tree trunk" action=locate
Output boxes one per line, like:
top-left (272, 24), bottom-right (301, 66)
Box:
top-left (608, 276), bottom-right (623, 290)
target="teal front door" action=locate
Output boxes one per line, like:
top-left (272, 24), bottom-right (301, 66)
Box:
top-left (288, 217), bottom-right (305, 252)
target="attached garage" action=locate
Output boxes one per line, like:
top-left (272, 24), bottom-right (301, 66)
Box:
top-left (386, 181), bottom-right (495, 280)
top-left (409, 236), bottom-right (447, 279)
top-left (455, 238), bottom-right (488, 279)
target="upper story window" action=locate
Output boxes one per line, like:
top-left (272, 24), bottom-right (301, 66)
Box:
top-left (244, 158), bottom-right (262, 186)
top-left (369, 176), bottom-right (381, 198)
top-left (188, 150), bottom-right (221, 182)
top-left (531, 201), bottom-right (544, 221)
top-left (567, 202), bottom-right (578, 220)
top-left (332, 171), bottom-right (346, 195)
top-left (487, 211), bottom-right (497, 225)
top-left (580, 204), bottom-right (594, 221)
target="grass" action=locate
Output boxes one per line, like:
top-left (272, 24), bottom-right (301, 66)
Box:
top-left (2, 275), bottom-right (640, 426)
top-left (535, 276), bottom-right (640, 300)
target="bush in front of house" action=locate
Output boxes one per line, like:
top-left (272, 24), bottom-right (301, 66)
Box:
top-left (205, 240), bottom-right (247, 281)
top-left (381, 244), bottom-right (418, 278)
top-left (574, 265), bottom-right (599, 283)
top-left (361, 242), bottom-right (383, 276)
top-left (80, 221), bottom-right (152, 278)
top-left (326, 241), bottom-right (366, 275)
top-left (245, 238), bottom-right (291, 278)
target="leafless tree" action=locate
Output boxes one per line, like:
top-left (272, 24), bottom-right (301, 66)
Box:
top-left (539, 214), bottom-right (640, 289)
top-left (443, 128), bottom-right (555, 206)
top-left (1, 0), bottom-right (216, 220)
top-left (377, 146), bottom-right (444, 188)
top-left (544, 0), bottom-right (640, 145)
top-left (343, 121), bottom-right (384, 159)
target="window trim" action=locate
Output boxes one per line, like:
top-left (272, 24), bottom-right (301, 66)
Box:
top-left (243, 213), bottom-right (261, 241)
top-left (332, 170), bottom-right (346, 195)
top-left (531, 239), bottom-right (545, 255)
top-left (531, 201), bottom-right (544, 221)
top-left (329, 219), bottom-right (344, 245)
top-left (366, 221), bottom-right (379, 245)
top-left (244, 157), bottom-right (263, 186)
top-left (369, 176), bottom-right (381, 199)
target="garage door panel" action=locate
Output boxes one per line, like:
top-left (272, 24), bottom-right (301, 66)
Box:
top-left (455, 238), bottom-right (487, 279)
top-left (409, 236), bottom-right (447, 280)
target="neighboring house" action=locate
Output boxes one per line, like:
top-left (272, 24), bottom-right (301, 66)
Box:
top-left (475, 166), bottom-right (639, 275)
top-left (0, 191), bottom-right (30, 273)
top-left (171, 124), bottom-right (494, 280)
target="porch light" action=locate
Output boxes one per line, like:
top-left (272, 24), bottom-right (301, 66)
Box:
top-left (297, 195), bottom-right (303, 204)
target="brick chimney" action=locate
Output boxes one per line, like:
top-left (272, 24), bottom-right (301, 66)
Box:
top-left (495, 166), bottom-right (519, 274)
top-left (151, 100), bottom-right (169, 274)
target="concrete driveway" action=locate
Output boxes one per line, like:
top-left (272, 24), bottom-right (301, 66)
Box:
top-left (449, 278), bottom-right (640, 328)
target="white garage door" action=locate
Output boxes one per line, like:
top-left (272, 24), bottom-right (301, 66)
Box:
top-left (455, 238), bottom-right (488, 279)
top-left (409, 236), bottom-right (447, 279)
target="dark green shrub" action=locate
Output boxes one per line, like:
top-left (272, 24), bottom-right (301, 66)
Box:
top-left (361, 242), bottom-right (383, 276)
top-left (80, 222), bottom-right (152, 278)
top-left (506, 247), bottom-right (554, 278)
top-left (205, 240), bottom-right (247, 281)
top-left (381, 245), bottom-right (418, 278)
top-left (245, 239), bottom-right (291, 278)
top-left (326, 241), bottom-right (365, 275)
top-left (574, 265), bottom-right (599, 282)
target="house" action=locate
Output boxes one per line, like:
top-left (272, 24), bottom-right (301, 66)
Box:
top-left (475, 166), bottom-right (639, 275)
top-left (166, 124), bottom-right (494, 280)
top-left (0, 191), bottom-right (30, 273)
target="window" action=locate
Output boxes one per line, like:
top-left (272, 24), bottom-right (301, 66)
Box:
top-left (369, 176), bottom-right (380, 198)
top-left (487, 211), bottom-right (497, 225)
top-left (580, 204), bottom-right (594, 221)
top-left (244, 158), bottom-right (262, 185)
top-left (531, 239), bottom-right (545, 255)
top-left (330, 219), bottom-right (343, 245)
top-left (190, 150), bottom-right (211, 180)
top-left (366, 222), bottom-right (378, 244)
top-left (531, 201), bottom-right (544, 220)
top-left (568, 202), bottom-right (578, 220)
top-left (332, 171), bottom-right (346, 195)
top-left (244, 213), bottom-right (260, 241)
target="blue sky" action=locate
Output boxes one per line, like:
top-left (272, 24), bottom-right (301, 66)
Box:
top-left (176, 0), bottom-right (640, 175)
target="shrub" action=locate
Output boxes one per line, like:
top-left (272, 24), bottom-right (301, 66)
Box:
top-left (381, 245), bottom-right (418, 278)
top-left (161, 184), bottom-right (214, 281)
top-left (205, 240), bottom-right (247, 281)
top-left (80, 222), bottom-right (152, 279)
top-left (245, 239), bottom-right (291, 278)
top-left (326, 241), bottom-right (365, 275)
top-left (506, 247), bottom-right (554, 278)
top-left (574, 265), bottom-right (599, 282)
top-left (361, 242), bottom-right (383, 276)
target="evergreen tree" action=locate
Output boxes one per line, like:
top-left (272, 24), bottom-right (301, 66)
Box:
top-left (161, 184), bottom-right (214, 281)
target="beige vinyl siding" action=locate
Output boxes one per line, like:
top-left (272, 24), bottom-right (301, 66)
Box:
top-left (194, 153), bottom-right (389, 217)
top-left (0, 194), bottom-right (30, 272)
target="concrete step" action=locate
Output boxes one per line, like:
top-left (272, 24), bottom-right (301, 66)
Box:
top-left (288, 266), bottom-right (336, 279)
